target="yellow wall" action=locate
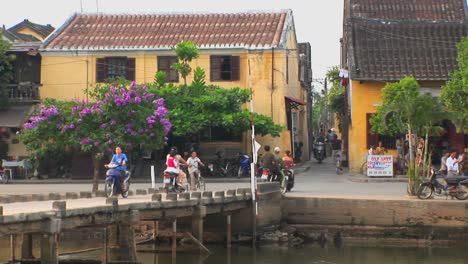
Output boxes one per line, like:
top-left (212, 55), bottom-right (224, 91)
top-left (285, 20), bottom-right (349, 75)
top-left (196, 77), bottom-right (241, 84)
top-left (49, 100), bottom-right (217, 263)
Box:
top-left (40, 40), bottom-right (309, 160)
top-left (16, 28), bottom-right (45, 41)
top-left (348, 80), bottom-right (383, 171)
top-left (348, 80), bottom-right (445, 171)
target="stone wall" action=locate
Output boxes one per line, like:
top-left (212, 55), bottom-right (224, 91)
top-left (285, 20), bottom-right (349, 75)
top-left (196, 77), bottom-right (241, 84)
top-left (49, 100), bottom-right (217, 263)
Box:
top-left (282, 196), bottom-right (468, 242)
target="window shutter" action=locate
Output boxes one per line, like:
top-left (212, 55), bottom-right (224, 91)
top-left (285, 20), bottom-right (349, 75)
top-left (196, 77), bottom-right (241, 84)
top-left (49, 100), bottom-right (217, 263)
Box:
top-left (210, 56), bottom-right (221, 81)
top-left (125, 58), bottom-right (136, 81)
top-left (169, 57), bottom-right (179, 82)
top-left (231, 56), bottom-right (240, 81)
top-left (158, 57), bottom-right (169, 72)
top-left (96, 58), bottom-right (106, 82)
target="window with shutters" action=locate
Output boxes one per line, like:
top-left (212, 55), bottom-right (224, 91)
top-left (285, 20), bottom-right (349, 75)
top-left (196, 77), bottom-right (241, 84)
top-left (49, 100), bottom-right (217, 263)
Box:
top-left (96, 57), bottom-right (135, 82)
top-left (210, 55), bottom-right (240, 81)
top-left (157, 56), bottom-right (179, 82)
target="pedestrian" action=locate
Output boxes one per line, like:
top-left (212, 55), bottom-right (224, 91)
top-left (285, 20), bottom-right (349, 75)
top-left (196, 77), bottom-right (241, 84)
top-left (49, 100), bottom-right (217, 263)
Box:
top-left (446, 151), bottom-right (460, 177)
top-left (375, 141), bottom-right (387, 155)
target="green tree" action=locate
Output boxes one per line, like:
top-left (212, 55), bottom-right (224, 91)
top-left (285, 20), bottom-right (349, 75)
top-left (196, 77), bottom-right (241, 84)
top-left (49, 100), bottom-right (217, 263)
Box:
top-left (21, 82), bottom-right (171, 192)
top-left (0, 39), bottom-right (14, 110)
top-left (150, 68), bottom-right (283, 139)
top-left (441, 37), bottom-right (468, 133)
top-left (370, 76), bottom-right (445, 194)
top-left (172, 40), bottom-right (200, 90)
top-left (326, 66), bottom-right (346, 132)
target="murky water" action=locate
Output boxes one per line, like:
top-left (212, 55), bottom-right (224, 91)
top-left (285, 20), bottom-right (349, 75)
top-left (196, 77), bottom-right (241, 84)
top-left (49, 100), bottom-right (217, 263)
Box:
top-left (64, 243), bottom-right (468, 264)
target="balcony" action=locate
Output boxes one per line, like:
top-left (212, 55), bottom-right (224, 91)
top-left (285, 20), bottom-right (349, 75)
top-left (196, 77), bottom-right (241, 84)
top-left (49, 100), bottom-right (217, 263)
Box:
top-left (7, 82), bottom-right (40, 102)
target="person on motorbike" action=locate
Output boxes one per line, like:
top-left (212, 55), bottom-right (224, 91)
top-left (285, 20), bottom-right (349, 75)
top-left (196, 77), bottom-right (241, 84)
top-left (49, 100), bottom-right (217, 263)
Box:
top-left (273, 147), bottom-right (285, 183)
top-left (105, 146), bottom-right (128, 193)
top-left (165, 147), bottom-right (188, 188)
top-left (283, 150), bottom-right (295, 169)
top-left (261, 145), bottom-right (279, 179)
top-left (187, 151), bottom-right (204, 191)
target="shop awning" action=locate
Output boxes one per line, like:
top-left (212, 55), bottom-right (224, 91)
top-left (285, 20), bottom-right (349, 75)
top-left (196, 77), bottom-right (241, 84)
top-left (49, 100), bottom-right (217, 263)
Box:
top-left (0, 104), bottom-right (36, 128)
top-left (285, 96), bottom-right (306, 109)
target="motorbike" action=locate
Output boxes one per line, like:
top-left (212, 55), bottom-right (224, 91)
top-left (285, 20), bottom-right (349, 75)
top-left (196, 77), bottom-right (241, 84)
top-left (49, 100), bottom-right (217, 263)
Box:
top-left (104, 163), bottom-right (131, 198)
top-left (207, 157), bottom-right (238, 177)
top-left (417, 168), bottom-right (468, 200)
top-left (260, 168), bottom-right (290, 194)
top-left (313, 142), bottom-right (326, 163)
top-left (237, 153), bottom-right (250, 178)
top-left (163, 169), bottom-right (189, 193)
top-left (283, 168), bottom-right (295, 192)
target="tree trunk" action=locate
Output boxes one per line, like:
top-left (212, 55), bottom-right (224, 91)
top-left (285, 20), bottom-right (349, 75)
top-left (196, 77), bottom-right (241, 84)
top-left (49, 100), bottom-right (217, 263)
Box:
top-left (92, 154), bottom-right (101, 193)
top-left (422, 128), bottom-right (429, 178)
top-left (407, 124), bottom-right (416, 195)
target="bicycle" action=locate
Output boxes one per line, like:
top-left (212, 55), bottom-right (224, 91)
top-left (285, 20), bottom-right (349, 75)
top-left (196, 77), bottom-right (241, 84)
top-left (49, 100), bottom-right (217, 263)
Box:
top-left (360, 159), bottom-right (368, 176)
top-left (195, 171), bottom-right (206, 191)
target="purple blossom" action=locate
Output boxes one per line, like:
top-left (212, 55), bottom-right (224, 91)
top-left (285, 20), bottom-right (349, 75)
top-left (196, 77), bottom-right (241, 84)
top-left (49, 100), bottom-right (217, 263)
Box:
top-left (150, 133), bottom-right (155, 137)
top-left (80, 138), bottom-right (93, 145)
top-left (110, 86), bottom-right (116, 93)
top-left (106, 133), bottom-right (111, 138)
top-left (77, 119), bottom-right (83, 124)
top-left (94, 141), bottom-right (100, 146)
top-left (100, 123), bottom-right (108, 129)
top-left (70, 123), bottom-right (75, 129)
top-left (79, 108), bottom-right (92, 117)
top-left (130, 81), bottom-right (137, 89)
top-left (111, 120), bottom-right (117, 126)
top-left (108, 140), bottom-right (113, 144)
top-left (153, 98), bottom-right (165, 107)
top-left (134, 97), bottom-right (141, 103)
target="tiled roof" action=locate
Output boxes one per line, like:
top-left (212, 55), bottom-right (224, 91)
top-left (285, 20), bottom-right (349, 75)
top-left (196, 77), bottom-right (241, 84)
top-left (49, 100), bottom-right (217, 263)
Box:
top-left (350, 18), bottom-right (466, 81)
top-left (8, 19), bottom-right (55, 40)
top-left (346, 0), bottom-right (468, 81)
top-left (43, 11), bottom-right (291, 51)
top-left (349, 0), bottom-right (466, 22)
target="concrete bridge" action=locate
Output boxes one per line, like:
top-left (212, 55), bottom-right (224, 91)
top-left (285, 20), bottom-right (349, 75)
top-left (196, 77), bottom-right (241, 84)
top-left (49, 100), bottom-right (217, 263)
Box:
top-left (0, 183), bottom-right (281, 264)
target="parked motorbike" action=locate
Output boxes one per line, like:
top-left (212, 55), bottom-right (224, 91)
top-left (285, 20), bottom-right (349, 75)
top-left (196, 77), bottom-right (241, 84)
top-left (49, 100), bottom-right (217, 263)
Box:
top-left (313, 142), bottom-right (326, 163)
top-left (237, 153), bottom-right (250, 178)
top-left (283, 168), bottom-right (295, 192)
top-left (260, 168), bottom-right (290, 194)
top-left (417, 168), bottom-right (468, 200)
top-left (207, 157), bottom-right (238, 177)
top-left (104, 163), bottom-right (131, 198)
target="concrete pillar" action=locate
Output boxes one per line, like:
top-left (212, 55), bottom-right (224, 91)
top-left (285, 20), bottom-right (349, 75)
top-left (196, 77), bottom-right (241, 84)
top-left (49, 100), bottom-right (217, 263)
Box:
top-left (40, 218), bottom-right (61, 264)
top-left (191, 206), bottom-right (206, 243)
top-left (108, 210), bottom-right (139, 263)
top-left (21, 233), bottom-right (34, 259)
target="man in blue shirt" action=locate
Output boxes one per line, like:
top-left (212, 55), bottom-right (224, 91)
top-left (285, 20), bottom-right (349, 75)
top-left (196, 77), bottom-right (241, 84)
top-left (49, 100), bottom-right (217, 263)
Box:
top-left (107, 146), bottom-right (128, 193)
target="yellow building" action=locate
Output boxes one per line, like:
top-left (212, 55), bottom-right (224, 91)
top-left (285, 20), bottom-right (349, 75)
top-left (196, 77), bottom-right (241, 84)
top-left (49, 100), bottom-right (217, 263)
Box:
top-left (40, 11), bottom-right (310, 161)
top-left (342, 0), bottom-right (467, 172)
top-left (0, 20), bottom-right (54, 160)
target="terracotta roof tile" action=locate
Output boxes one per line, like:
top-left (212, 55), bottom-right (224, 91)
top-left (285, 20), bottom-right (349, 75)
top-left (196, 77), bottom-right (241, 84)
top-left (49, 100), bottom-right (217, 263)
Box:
top-left (44, 11), bottom-right (290, 50)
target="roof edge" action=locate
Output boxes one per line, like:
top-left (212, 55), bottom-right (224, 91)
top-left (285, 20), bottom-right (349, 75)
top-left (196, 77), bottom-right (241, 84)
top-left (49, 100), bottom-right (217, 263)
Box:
top-left (42, 13), bottom-right (78, 49)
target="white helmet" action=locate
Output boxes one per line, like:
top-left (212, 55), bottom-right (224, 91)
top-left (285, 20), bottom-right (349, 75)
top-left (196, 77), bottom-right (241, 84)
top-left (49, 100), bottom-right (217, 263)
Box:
top-left (274, 147), bottom-right (281, 153)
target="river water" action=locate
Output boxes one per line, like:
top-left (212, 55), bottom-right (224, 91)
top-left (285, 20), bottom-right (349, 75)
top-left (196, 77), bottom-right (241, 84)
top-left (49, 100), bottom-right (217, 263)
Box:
top-left (66, 243), bottom-right (468, 264)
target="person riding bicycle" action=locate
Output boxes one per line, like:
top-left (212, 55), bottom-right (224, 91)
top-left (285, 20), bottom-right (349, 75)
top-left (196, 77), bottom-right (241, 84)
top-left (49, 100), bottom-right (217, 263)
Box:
top-left (187, 150), bottom-right (205, 191)
top-left (105, 146), bottom-right (128, 193)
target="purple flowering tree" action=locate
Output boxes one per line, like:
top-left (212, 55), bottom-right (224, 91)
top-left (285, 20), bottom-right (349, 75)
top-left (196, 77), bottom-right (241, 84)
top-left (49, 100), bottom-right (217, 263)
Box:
top-left (21, 82), bottom-right (171, 192)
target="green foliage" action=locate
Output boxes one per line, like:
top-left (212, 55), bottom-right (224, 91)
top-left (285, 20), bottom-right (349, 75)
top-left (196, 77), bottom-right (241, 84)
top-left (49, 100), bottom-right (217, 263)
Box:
top-left (148, 78), bottom-right (283, 138)
top-left (325, 66), bottom-right (346, 132)
top-left (154, 71), bottom-right (167, 87)
top-left (0, 39), bottom-right (14, 110)
top-left (370, 76), bottom-right (447, 195)
top-left (172, 40), bottom-right (200, 88)
top-left (441, 37), bottom-right (468, 133)
top-left (370, 76), bottom-right (422, 135)
top-left (311, 91), bottom-right (325, 133)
